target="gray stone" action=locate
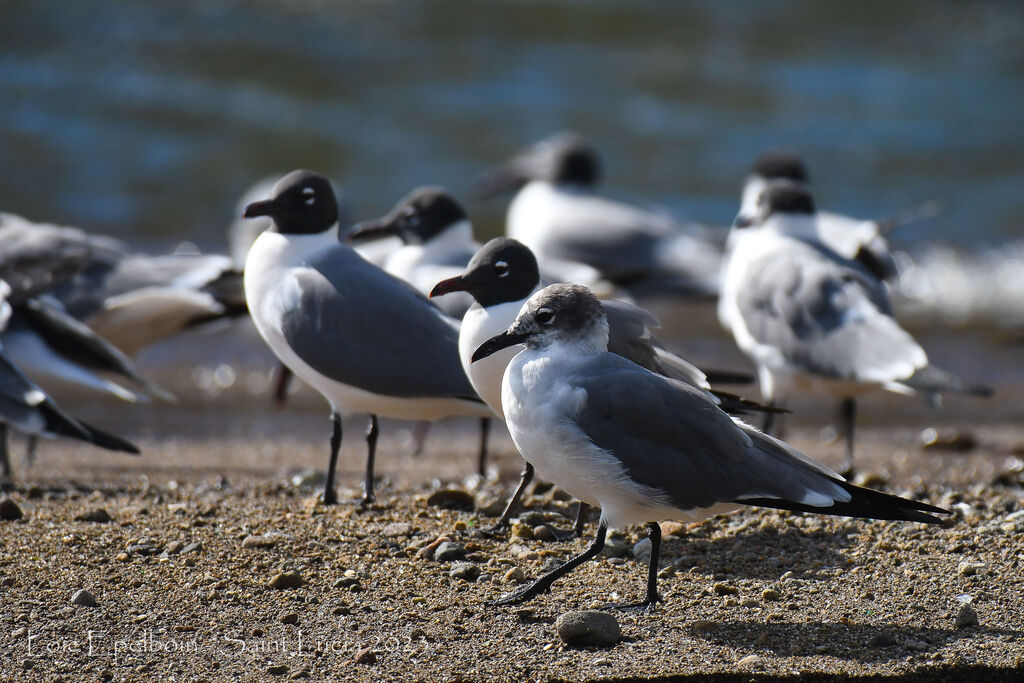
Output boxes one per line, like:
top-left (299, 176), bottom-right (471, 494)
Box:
top-left (955, 604), bottom-right (979, 628)
top-left (555, 610), bottom-right (621, 648)
top-left (71, 589), bottom-right (97, 607)
top-left (243, 535), bottom-right (277, 549)
top-left (600, 537), bottom-right (630, 558)
top-left (632, 538), bottom-right (652, 564)
top-left (267, 664), bottom-right (289, 675)
top-left (449, 562), bottom-right (481, 582)
top-left (426, 489), bottom-right (474, 510)
top-left (181, 542), bottom-right (203, 554)
top-left (74, 508), bottom-right (111, 523)
top-left (0, 499), bottom-right (23, 521)
top-left (164, 541), bottom-right (185, 555)
top-left (268, 571), bottom-right (303, 590)
top-left (382, 522), bottom-right (412, 538)
top-left (433, 542), bottom-right (466, 562)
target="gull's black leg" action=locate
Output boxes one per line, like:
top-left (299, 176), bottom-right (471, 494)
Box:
top-left (489, 522), bottom-right (607, 606)
top-left (323, 412), bottom-right (342, 505)
top-left (0, 424), bottom-right (11, 479)
top-left (271, 363), bottom-right (293, 409)
top-left (482, 461), bottom-right (535, 535)
top-left (362, 414), bottom-right (379, 505)
top-left (840, 397), bottom-right (857, 478)
top-left (608, 521), bottom-right (663, 611)
top-left (477, 417), bottom-right (491, 478)
top-left (24, 435), bottom-right (38, 467)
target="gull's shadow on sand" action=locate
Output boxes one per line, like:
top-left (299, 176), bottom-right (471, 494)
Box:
top-left (658, 524), bottom-right (861, 581)
top-left (686, 619), bottom-right (1020, 663)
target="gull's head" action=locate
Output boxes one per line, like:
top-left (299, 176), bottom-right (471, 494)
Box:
top-left (473, 131), bottom-right (601, 198)
top-left (241, 170), bottom-right (339, 235)
top-left (738, 150), bottom-right (811, 226)
top-left (731, 180), bottom-right (817, 240)
top-left (472, 283), bottom-right (608, 363)
top-left (430, 237), bottom-right (539, 307)
top-left (348, 186), bottom-right (467, 246)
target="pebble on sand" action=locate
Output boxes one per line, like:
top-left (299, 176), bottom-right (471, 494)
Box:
top-left (354, 648), bottom-right (377, 665)
top-left (632, 538), bottom-right (652, 564)
top-left (71, 589), bottom-right (98, 607)
top-left (956, 604), bottom-right (979, 628)
top-left (268, 571), bottom-right (303, 590)
top-left (266, 664), bottom-right (289, 676)
top-left (0, 499), bottom-right (23, 521)
top-left (713, 582), bottom-right (739, 596)
top-left (737, 654), bottom-right (764, 669)
top-left (426, 489), bottom-right (475, 510)
top-left (280, 612), bottom-right (299, 625)
top-left (382, 522), bottom-right (412, 538)
top-left (555, 611), bottom-right (621, 648)
top-left (449, 562), bottom-right (480, 582)
top-left (74, 508), bottom-right (112, 523)
top-left (957, 561), bottom-right (986, 577)
top-left (242, 535), bottom-right (278, 549)
top-left (433, 542), bottom-right (466, 562)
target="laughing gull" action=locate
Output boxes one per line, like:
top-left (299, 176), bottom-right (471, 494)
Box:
top-left (472, 283), bottom-right (949, 608)
top-left (474, 132), bottom-right (723, 296)
top-left (241, 169), bottom-right (494, 505)
top-left (431, 238), bottom-right (775, 534)
top-left (0, 282), bottom-right (138, 478)
top-left (719, 184), bottom-right (991, 474)
top-left (736, 151), bottom-right (940, 284)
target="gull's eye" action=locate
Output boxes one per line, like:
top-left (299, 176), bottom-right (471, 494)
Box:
top-left (402, 206), bottom-right (420, 226)
top-left (535, 308), bottom-right (555, 325)
top-left (302, 187), bottom-right (316, 206)
top-left (494, 260), bottom-right (509, 277)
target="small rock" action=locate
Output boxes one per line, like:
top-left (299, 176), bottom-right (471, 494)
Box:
top-left (382, 522), bottom-right (412, 538)
top-left (181, 542), bottom-right (203, 554)
top-left (869, 633), bottom-right (895, 647)
top-left (853, 471), bottom-right (889, 488)
top-left (243, 535), bottom-right (277, 549)
top-left (555, 610), bottom-right (621, 648)
top-left (268, 571), bottom-right (303, 590)
top-left (659, 521), bottom-right (686, 537)
top-left (632, 538), bottom-right (652, 564)
top-left (291, 469), bottom-right (325, 488)
top-left (449, 562), bottom-right (481, 582)
top-left (0, 499), bottom-right (23, 521)
top-left (510, 523), bottom-right (533, 540)
top-left (12, 627), bottom-right (27, 638)
top-left (116, 552), bottom-right (130, 562)
top-left (600, 537), bottom-right (630, 558)
top-left (22, 659), bottom-right (35, 670)
top-left (266, 664), bottom-right (289, 676)
top-left (920, 427), bottom-right (977, 452)
top-left (289, 670), bottom-right (310, 680)
top-left (280, 613), bottom-right (299, 625)
top-left (955, 604), bottom-right (979, 628)
top-left (74, 508), bottom-right (111, 523)
top-left (164, 541), bottom-right (185, 555)
top-left (532, 525), bottom-right (555, 542)
top-left (354, 647), bottom-right (377, 665)
top-left (762, 588), bottom-right (781, 602)
top-left (71, 589), bottom-right (97, 607)
top-left (504, 567), bottom-right (526, 583)
top-left (433, 542), bottom-right (466, 562)
top-left (714, 582), bottom-right (739, 596)
top-left (426, 489), bottom-right (474, 510)
top-left (957, 561), bottom-right (986, 577)
top-left (736, 654), bottom-right (764, 669)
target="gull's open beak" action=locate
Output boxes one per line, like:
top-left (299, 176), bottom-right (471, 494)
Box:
top-left (472, 331), bottom-right (531, 363)
top-left (242, 198), bottom-right (276, 219)
top-left (429, 275), bottom-right (467, 299)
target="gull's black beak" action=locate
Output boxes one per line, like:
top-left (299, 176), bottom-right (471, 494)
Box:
top-left (346, 217), bottom-right (396, 243)
top-left (429, 275), bottom-right (467, 299)
top-left (732, 214), bottom-right (754, 229)
top-left (471, 331), bottom-right (531, 363)
top-left (243, 198), bottom-right (276, 219)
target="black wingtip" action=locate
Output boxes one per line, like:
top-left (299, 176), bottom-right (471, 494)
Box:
top-left (76, 420), bottom-right (141, 455)
top-left (741, 481), bottom-right (951, 526)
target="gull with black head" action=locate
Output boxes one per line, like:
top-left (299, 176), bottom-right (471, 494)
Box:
top-left (472, 283), bottom-right (950, 608)
top-left (720, 183), bottom-right (990, 475)
top-left (242, 170), bottom-right (493, 505)
top-left (475, 132), bottom-right (722, 296)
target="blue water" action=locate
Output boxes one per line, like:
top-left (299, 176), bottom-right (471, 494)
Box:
top-left (1, 0), bottom-right (1021, 251)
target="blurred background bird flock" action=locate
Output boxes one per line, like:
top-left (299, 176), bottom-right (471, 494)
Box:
top-left (1, 1), bottom-right (1023, 678)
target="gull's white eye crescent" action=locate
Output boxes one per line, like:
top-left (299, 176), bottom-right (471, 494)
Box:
top-left (302, 187), bottom-right (316, 205)
top-left (494, 260), bottom-right (510, 277)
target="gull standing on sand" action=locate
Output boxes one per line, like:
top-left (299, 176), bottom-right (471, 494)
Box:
top-left (431, 238), bottom-right (771, 533)
top-left (474, 132), bottom-right (722, 296)
top-left (719, 184), bottom-right (990, 474)
top-left (242, 170), bottom-right (493, 505)
top-left (472, 283), bottom-right (949, 608)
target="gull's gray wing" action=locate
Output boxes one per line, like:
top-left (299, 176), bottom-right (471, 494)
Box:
top-left (0, 216), bottom-right (96, 302)
top-left (279, 247), bottom-right (478, 400)
top-left (569, 354), bottom-right (849, 511)
top-left (736, 247), bottom-right (925, 383)
top-left (602, 299), bottom-right (709, 389)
